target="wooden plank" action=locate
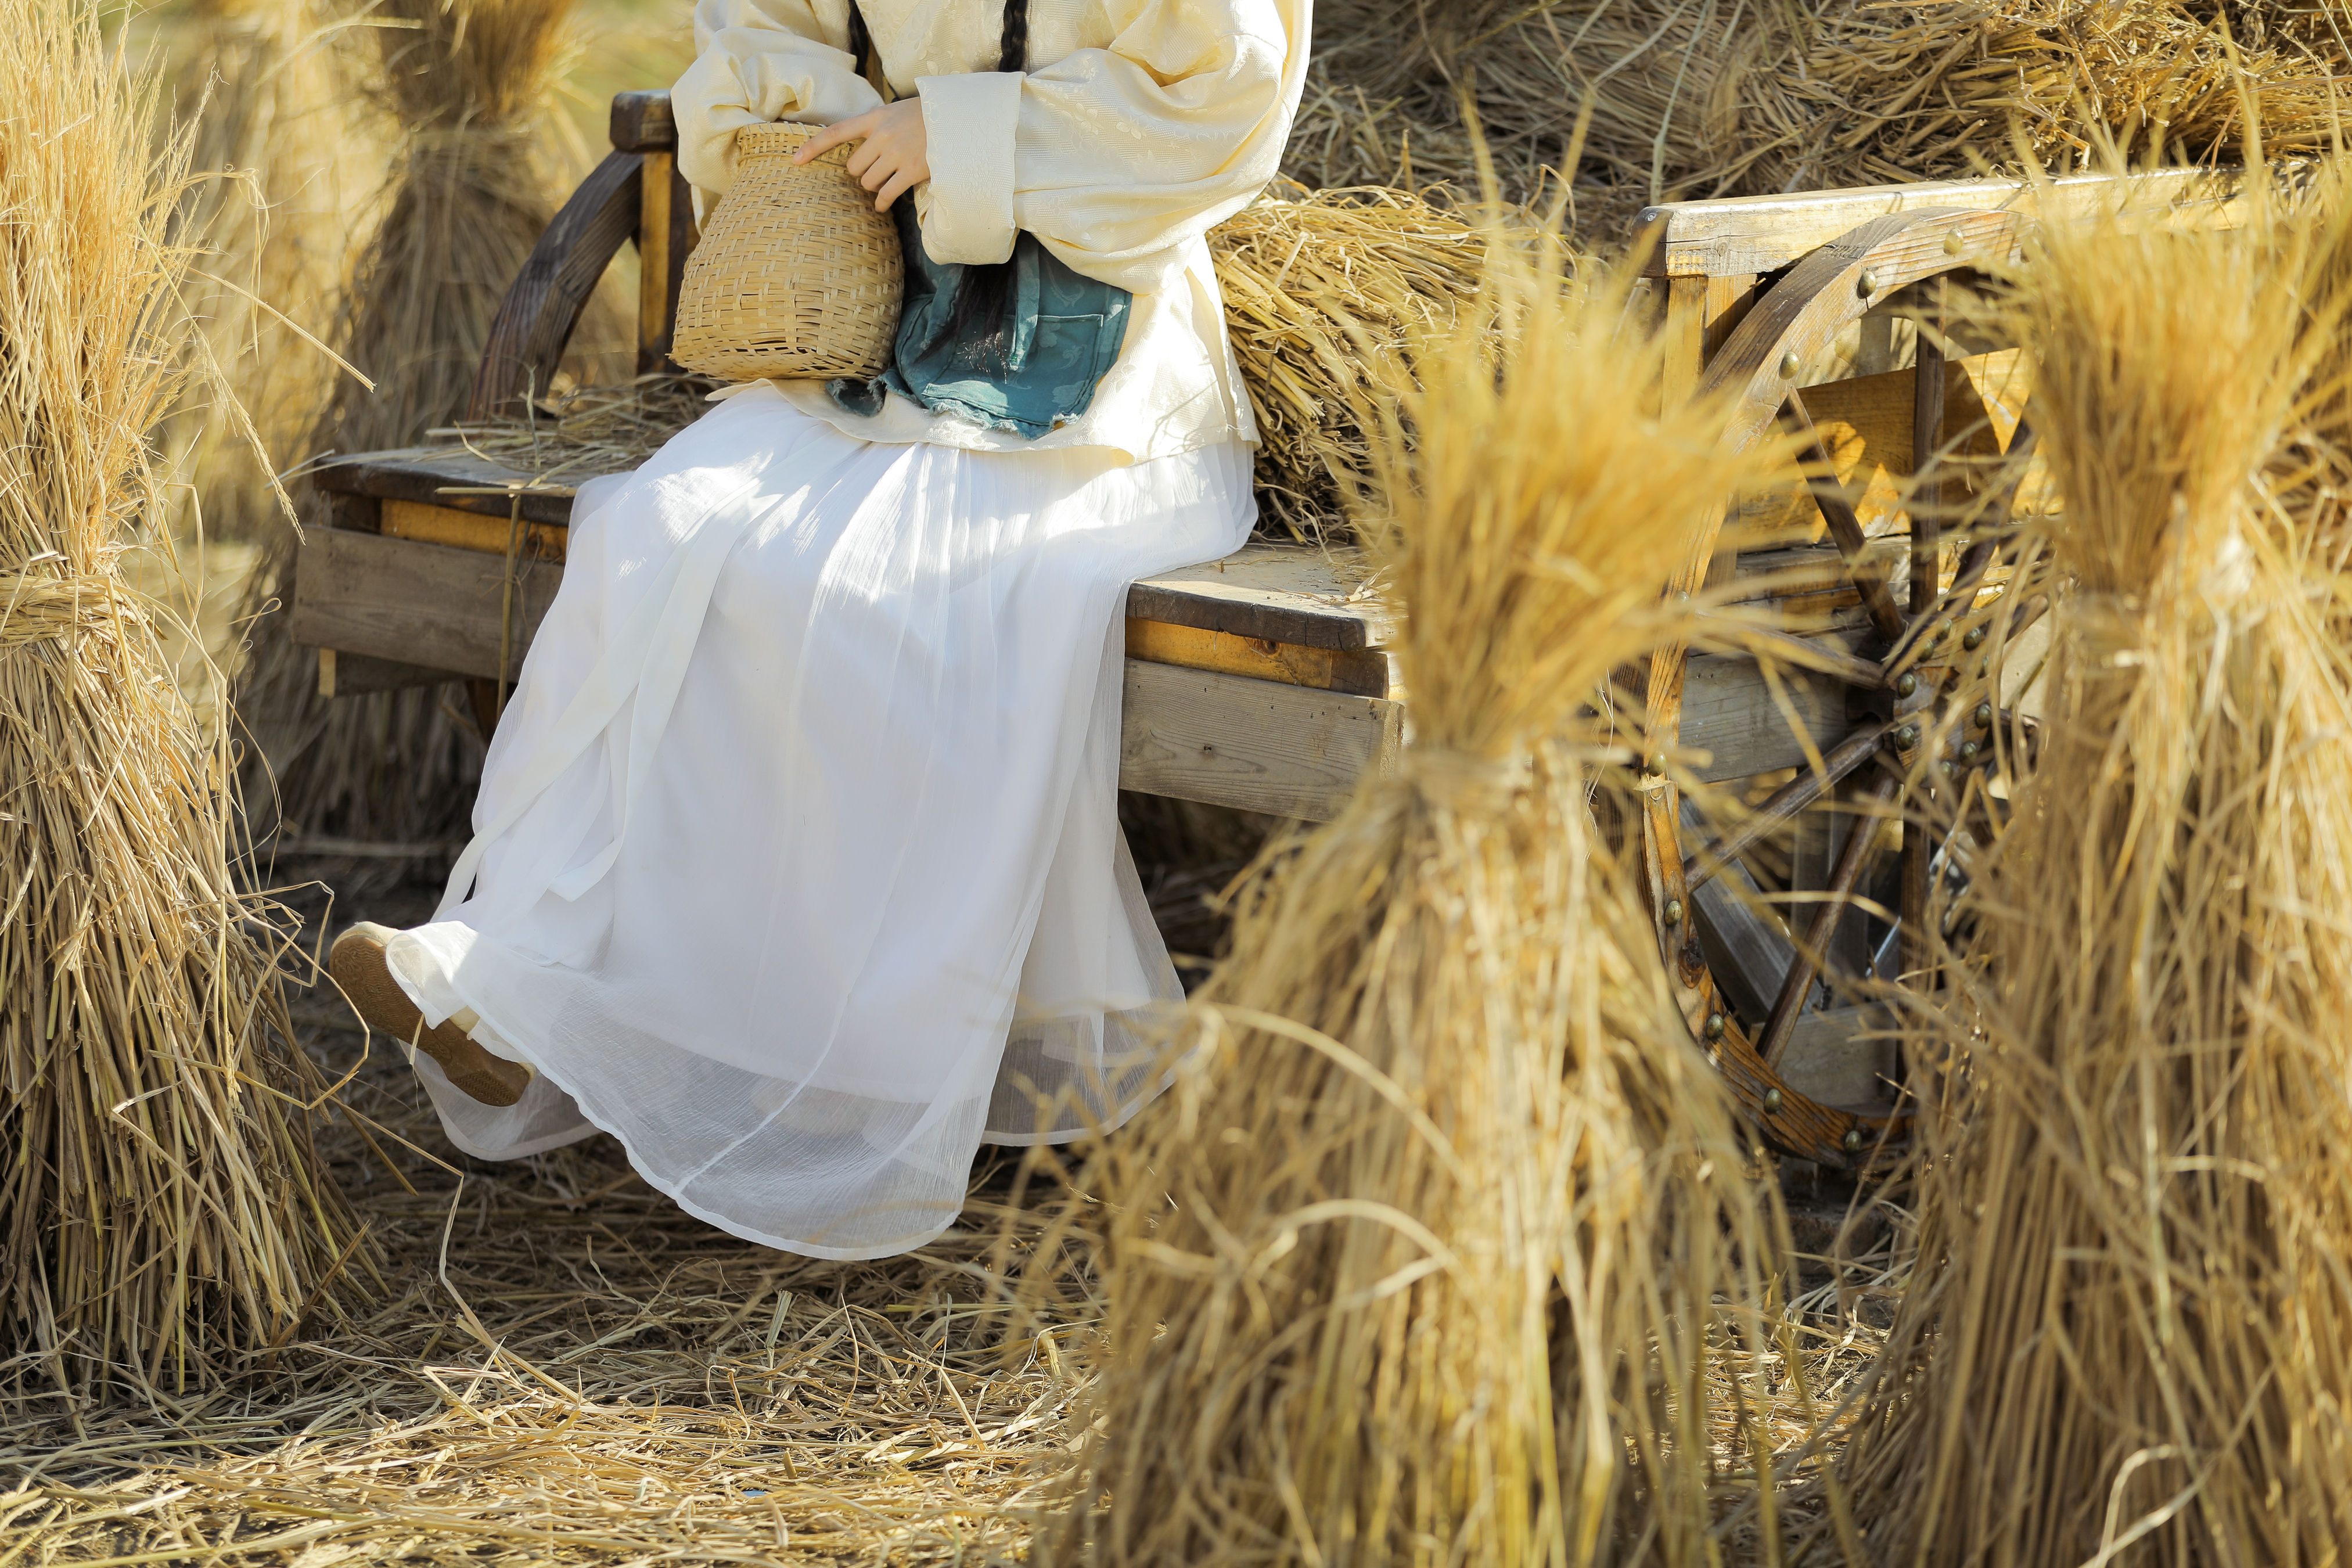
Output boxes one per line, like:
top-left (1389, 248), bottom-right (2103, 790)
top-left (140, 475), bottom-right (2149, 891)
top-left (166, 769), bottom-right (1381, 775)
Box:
top-left (1124, 543), bottom-right (1390, 650)
top-left (311, 476), bottom-right (1396, 656)
top-left (314, 447), bottom-right (584, 525)
top-left (1118, 660), bottom-right (1401, 821)
top-left (383, 499), bottom-right (569, 560)
top-left (1731, 349), bottom-right (2035, 541)
top-left (610, 89), bottom-right (677, 154)
top-left (1124, 617), bottom-right (1391, 697)
top-left (1686, 799), bottom-right (1794, 1023)
top-left (632, 154), bottom-right (699, 372)
top-left (318, 648), bottom-right (463, 696)
top-left (289, 528), bottom-right (562, 682)
top-left (1657, 275), bottom-right (1707, 416)
top-left (1634, 164), bottom-right (2242, 278)
top-left (1681, 653), bottom-right (1846, 782)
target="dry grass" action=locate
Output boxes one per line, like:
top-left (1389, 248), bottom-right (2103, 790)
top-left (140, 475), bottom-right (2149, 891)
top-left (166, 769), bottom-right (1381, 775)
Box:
top-left (234, 0), bottom-right (584, 859)
top-left (1209, 184), bottom-right (1491, 537)
top-left (0, 1019), bottom-right (1094, 1564)
top-left (1834, 176), bottom-right (2352, 1564)
top-left (0, 0), bottom-right (366, 1394)
top-left (1042, 239), bottom-right (1800, 1567)
top-left (152, 0), bottom-right (389, 548)
top-left (1307, 0), bottom-right (2352, 231)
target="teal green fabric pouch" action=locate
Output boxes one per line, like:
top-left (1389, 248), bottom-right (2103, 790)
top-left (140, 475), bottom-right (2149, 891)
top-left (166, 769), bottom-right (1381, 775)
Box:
top-left (829, 203), bottom-right (1131, 439)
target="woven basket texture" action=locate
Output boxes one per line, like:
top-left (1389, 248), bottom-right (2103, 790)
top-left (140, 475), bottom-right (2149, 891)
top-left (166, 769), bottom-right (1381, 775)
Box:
top-left (672, 123), bottom-right (904, 381)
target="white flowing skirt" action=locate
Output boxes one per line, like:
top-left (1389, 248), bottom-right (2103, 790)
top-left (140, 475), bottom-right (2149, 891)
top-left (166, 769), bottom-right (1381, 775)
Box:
top-left (380, 383), bottom-right (1256, 1258)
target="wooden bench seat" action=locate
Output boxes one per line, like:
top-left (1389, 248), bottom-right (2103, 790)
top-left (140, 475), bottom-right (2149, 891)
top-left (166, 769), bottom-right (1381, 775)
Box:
top-left (292, 445), bottom-right (1872, 820)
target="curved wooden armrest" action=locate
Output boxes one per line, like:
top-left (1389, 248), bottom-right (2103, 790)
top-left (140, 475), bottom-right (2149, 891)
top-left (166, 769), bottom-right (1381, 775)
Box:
top-left (465, 150), bottom-right (645, 422)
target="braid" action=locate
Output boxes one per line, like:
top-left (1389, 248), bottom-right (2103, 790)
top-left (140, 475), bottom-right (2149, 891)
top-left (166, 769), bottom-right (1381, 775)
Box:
top-left (846, 0), bottom-right (872, 74)
top-left (938, 0), bottom-right (1030, 368)
top-left (995, 0), bottom-right (1029, 73)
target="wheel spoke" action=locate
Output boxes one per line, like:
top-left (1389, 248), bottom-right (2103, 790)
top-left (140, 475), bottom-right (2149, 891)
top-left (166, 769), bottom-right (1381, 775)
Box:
top-left (1911, 306), bottom-right (1947, 617)
top-left (1684, 720), bottom-right (1889, 893)
top-left (1757, 770), bottom-right (1900, 1069)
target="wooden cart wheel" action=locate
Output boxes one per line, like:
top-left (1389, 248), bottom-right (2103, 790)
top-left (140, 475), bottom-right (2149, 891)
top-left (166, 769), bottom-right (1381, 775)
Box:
top-left (1638, 208), bottom-right (2043, 1169)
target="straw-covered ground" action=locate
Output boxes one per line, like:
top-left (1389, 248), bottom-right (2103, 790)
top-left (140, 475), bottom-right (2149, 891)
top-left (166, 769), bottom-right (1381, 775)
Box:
top-left (20, 0), bottom-right (2349, 1560)
top-left (0, 869), bottom-right (1907, 1562)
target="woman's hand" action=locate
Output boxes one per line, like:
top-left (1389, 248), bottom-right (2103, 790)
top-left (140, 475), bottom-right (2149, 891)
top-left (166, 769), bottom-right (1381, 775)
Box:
top-left (794, 101), bottom-right (929, 212)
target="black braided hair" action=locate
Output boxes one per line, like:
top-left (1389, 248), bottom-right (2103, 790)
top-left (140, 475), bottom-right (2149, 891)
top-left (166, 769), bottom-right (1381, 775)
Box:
top-left (847, 3), bottom-right (873, 74)
top-left (942, 0), bottom-right (1031, 367)
top-left (995, 0), bottom-right (1028, 71)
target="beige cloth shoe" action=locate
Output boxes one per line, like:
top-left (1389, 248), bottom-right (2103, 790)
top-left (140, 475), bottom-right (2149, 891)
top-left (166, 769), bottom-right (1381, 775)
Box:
top-left (329, 922), bottom-right (537, 1107)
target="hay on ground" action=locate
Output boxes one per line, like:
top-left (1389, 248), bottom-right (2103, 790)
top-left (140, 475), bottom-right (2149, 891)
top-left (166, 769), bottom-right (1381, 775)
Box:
top-left (1308, 0), bottom-right (2352, 230)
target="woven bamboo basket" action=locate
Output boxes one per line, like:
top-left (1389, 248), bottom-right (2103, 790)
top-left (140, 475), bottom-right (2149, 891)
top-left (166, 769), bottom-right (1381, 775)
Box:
top-left (672, 123), bottom-right (904, 381)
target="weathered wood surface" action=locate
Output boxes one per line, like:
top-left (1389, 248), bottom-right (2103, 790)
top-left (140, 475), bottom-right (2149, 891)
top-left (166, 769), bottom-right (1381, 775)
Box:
top-left (1126, 547), bottom-right (1393, 650)
top-left (636, 153), bottom-right (697, 373)
top-left (314, 448), bottom-right (578, 524)
top-left (610, 89), bottom-right (677, 155)
top-left (382, 498), bottom-right (569, 560)
top-left (1682, 652), bottom-right (1844, 781)
top-left (1634, 164), bottom-right (2242, 278)
top-left (1119, 661), bottom-right (1401, 821)
top-left (290, 528), bottom-right (562, 682)
top-left (1124, 617), bottom-right (1391, 697)
top-left (466, 150), bottom-right (646, 422)
top-left (1781, 1005), bottom-right (1900, 1109)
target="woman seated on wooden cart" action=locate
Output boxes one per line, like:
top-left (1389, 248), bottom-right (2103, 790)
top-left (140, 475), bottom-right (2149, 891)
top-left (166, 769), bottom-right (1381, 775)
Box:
top-left (332, 0), bottom-right (1308, 1260)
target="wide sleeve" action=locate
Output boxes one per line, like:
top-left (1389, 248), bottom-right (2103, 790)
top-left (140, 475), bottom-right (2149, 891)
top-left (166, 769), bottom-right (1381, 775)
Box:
top-left (913, 0), bottom-right (1308, 292)
top-left (672, 0), bottom-right (887, 196)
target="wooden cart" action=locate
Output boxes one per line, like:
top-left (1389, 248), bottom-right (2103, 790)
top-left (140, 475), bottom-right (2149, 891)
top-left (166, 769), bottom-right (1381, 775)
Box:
top-left (287, 91), bottom-right (2243, 1168)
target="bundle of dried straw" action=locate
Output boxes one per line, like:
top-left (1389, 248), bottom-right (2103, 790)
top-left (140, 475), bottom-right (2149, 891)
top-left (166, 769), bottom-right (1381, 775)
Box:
top-left (0, 0), bottom-right (367, 1394)
top-left (1209, 185), bottom-right (1488, 535)
top-left (237, 0), bottom-right (580, 855)
top-left (157, 0), bottom-right (386, 547)
top-left (1837, 177), bottom-right (2352, 1563)
top-left (1052, 241), bottom-right (1788, 1566)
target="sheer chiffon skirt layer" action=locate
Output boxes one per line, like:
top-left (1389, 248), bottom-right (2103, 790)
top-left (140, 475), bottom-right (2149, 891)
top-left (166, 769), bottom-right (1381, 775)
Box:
top-left (382, 383), bottom-right (1256, 1258)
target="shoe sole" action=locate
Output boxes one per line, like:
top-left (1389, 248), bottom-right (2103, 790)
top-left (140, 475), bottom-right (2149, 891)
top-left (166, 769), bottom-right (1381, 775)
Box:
top-left (329, 927), bottom-right (534, 1107)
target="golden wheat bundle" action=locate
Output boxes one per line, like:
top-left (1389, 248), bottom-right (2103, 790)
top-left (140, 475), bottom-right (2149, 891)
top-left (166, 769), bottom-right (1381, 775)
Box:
top-left (156, 0), bottom-right (387, 547)
top-left (1209, 184), bottom-right (1490, 537)
top-left (1835, 187), bottom-right (2352, 1564)
top-left (1048, 242), bottom-right (1788, 1568)
top-left (0, 0), bottom-right (369, 1396)
top-left (236, 0), bottom-right (580, 854)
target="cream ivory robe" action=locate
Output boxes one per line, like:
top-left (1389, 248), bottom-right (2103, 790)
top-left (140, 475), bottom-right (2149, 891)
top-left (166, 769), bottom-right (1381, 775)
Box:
top-left (380, 0), bottom-right (1310, 1260)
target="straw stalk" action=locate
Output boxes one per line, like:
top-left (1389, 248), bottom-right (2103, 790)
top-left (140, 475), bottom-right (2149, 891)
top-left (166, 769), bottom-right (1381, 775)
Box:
top-left (1838, 182), bottom-right (2352, 1565)
top-left (235, 0), bottom-right (582, 855)
top-left (1053, 243), bottom-right (1788, 1567)
top-left (0, 0), bottom-right (368, 1396)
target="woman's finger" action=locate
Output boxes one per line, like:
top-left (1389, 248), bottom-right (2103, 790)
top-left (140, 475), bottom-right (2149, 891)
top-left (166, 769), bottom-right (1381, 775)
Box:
top-left (845, 139), bottom-right (883, 183)
top-left (794, 110), bottom-right (875, 164)
top-left (873, 168), bottom-right (916, 210)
